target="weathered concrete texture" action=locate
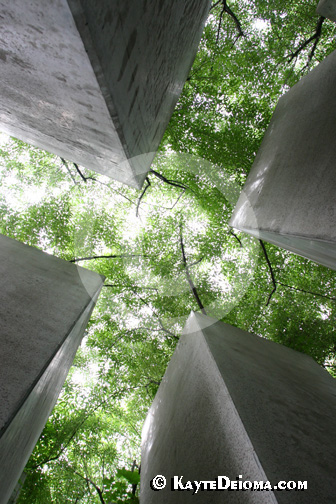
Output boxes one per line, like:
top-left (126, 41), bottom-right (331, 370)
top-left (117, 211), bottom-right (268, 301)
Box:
top-left (230, 49), bottom-right (336, 269)
top-left (317, 0), bottom-right (336, 22)
top-left (0, 0), bottom-right (211, 188)
top-left (141, 312), bottom-right (336, 503)
top-left (0, 234), bottom-right (104, 504)
top-left (67, 0), bottom-right (211, 188)
top-left (0, 0), bottom-right (133, 185)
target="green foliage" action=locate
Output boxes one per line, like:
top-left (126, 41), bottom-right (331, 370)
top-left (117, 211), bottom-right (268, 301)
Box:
top-left (0, 2), bottom-right (335, 502)
top-left (116, 469), bottom-right (140, 486)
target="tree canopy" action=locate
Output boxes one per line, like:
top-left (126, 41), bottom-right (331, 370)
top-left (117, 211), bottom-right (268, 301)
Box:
top-left (1, 1), bottom-right (336, 503)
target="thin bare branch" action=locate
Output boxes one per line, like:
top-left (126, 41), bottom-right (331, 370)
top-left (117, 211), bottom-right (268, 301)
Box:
top-left (102, 454), bottom-right (105, 493)
top-left (70, 254), bottom-right (144, 263)
top-left (60, 160), bottom-right (136, 205)
top-left (180, 225), bottom-right (207, 315)
top-left (277, 281), bottom-right (336, 302)
top-left (137, 295), bottom-right (179, 340)
top-left (149, 169), bottom-right (191, 191)
top-left (210, 0), bottom-right (222, 9)
top-left (103, 284), bottom-right (158, 292)
top-left (288, 16), bottom-right (325, 64)
top-left (69, 468), bottom-right (106, 504)
top-left (157, 317), bottom-right (179, 339)
top-left (88, 177), bottom-right (137, 206)
top-left (259, 240), bottom-right (277, 306)
top-left (102, 285), bottom-right (178, 339)
top-left (60, 158), bottom-right (77, 185)
top-left (170, 188), bottom-right (186, 209)
top-left (259, 241), bottom-right (335, 305)
top-left (224, 0), bottom-right (244, 38)
top-left (213, 0), bottom-right (244, 43)
top-left (144, 379), bottom-right (161, 387)
top-left (30, 388), bottom-right (133, 470)
top-left (140, 187), bottom-right (186, 211)
top-left (30, 426), bottom-right (80, 469)
top-left (73, 162), bottom-right (96, 183)
top-left (174, 255), bottom-right (204, 283)
top-left (131, 459), bottom-right (139, 495)
top-left (230, 229), bottom-right (243, 247)
top-left (216, 5), bottom-right (226, 43)
top-left (136, 176), bottom-right (151, 217)
top-left (188, 257), bottom-right (204, 268)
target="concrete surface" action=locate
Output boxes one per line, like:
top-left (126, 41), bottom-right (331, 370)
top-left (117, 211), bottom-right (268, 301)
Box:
top-left (7, 473), bottom-right (26, 504)
top-left (230, 49), bottom-right (336, 269)
top-left (317, 0), bottom-right (336, 22)
top-left (141, 312), bottom-right (336, 503)
top-left (0, 234), bottom-right (104, 504)
top-left (0, 0), bottom-right (211, 188)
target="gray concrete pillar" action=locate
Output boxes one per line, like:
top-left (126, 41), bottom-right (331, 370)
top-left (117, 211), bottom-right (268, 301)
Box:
top-left (317, 0), bottom-right (336, 22)
top-left (229, 49), bottom-right (336, 270)
top-left (0, 234), bottom-right (104, 504)
top-left (141, 312), bottom-right (336, 503)
top-left (0, 0), bottom-right (211, 188)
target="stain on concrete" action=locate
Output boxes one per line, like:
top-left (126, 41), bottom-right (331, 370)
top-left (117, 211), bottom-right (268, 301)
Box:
top-left (76, 100), bottom-right (93, 110)
top-left (11, 54), bottom-right (33, 70)
top-left (0, 49), bottom-right (7, 62)
top-left (117, 28), bottom-right (137, 82)
top-left (27, 24), bottom-right (44, 34)
top-left (52, 72), bottom-right (67, 83)
top-left (129, 85), bottom-right (139, 116)
top-left (127, 64), bottom-right (138, 92)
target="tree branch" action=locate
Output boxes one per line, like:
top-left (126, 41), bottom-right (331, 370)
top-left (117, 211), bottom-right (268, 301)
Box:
top-left (212, 0), bottom-right (244, 43)
top-left (73, 162), bottom-right (96, 183)
top-left (29, 388), bottom-right (133, 470)
top-left (170, 188), bottom-right (186, 209)
top-left (288, 16), bottom-right (325, 65)
top-left (30, 426), bottom-right (80, 469)
top-left (216, 4), bottom-right (225, 43)
top-left (103, 283), bottom-right (158, 292)
top-left (70, 468), bottom-right (106, 504)
top-left (60, 158), bottom-right (77, 185)
top-left (144, 379), bottom-right (161, 387)
top-left (131, 460), bottom-right (139, 495)
top-left (70, 254), bottom-right (144, 263)
top-left (180, 225), bottom-right (207, 315)
top-left (139, 187), bottom-right (187, 211)
top-left (136, 295), bottom-right (179, 340)
top-left (277, 281), bottom-right (336, 302)
top-left (136, 173), bottom-right (188, 214)
top-left (230, 229), bottom-right (243, 247)
top-left (149, 169), bottom-right (191, 191)
top-left (102, 284), bottom-right (178, 339)
top-left (60, 160), bottom-right (136, 206)
top-left (136, 176), bottom-right (151, 217)
top-left (210, 0), bottom-right (221, 9)
top-left (89, 177), bottom-right (137, 206)
top-left (224, 1), bottom-right (244, 38)
top-left (188, 257), bottom-right (204, 268)
top-left (259, 240), bottom-right (277, 306)
top-left (259, 240), bottom-right (335, 305)
top-left (157, 316), bottom-right (179, 339)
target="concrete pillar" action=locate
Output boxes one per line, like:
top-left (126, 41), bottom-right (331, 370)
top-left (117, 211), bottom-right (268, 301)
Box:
top-left (141, 312), bottom-right (336, 503)
top-left (229, 49), bottom-right (336, 270)
top-left (317, 0), bottom-right (336, 22)
top-left (0, 234), bottom-right (104, 504)
top-left (0, 0), bottom-right (211, 188)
